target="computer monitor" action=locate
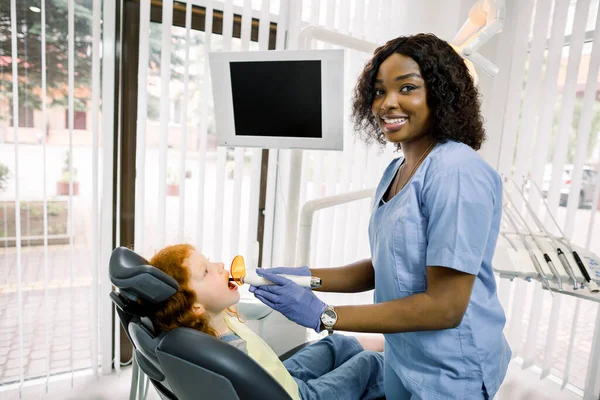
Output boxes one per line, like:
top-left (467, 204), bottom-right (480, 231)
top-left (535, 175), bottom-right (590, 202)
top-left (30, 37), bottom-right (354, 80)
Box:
top-left (209, 49), bottom-right (344, 150)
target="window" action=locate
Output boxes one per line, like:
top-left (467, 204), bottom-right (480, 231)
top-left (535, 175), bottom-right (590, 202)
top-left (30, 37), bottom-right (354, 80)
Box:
top-left (9, 104), bottom-right (34, 128)
top-left (64, 110), bottom-right (87, 130)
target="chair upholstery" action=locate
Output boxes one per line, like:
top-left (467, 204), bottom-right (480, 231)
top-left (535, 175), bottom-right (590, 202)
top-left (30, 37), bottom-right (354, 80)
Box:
top-left (157, 328), bottom-right (292, 400)
top-left (129, 323), bottom-right (165, 382)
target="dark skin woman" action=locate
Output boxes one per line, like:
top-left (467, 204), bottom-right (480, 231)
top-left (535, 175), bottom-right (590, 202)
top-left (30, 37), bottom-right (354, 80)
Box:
top-left (251, 34), bottom-right (511, 400)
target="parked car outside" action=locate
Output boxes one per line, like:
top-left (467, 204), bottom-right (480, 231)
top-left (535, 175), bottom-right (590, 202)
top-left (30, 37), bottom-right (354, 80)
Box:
top-left (542, 164), bottom-right (598, 208)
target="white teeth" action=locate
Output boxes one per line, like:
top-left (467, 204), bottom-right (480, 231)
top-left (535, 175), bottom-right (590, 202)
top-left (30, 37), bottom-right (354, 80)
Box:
top-left (383, 117), bottom-right (407, 124)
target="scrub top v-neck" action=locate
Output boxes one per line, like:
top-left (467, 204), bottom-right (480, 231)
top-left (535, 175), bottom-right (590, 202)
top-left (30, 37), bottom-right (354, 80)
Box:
top-left (368, 140), bottom-right (511, 399)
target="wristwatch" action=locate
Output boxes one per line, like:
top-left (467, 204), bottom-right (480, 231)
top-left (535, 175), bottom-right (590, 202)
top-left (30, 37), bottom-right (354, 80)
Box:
top-left (320, 305), bottom-right (338, 336)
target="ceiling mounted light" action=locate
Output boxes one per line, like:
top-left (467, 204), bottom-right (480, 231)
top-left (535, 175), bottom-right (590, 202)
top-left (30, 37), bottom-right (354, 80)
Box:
top-left (452, 0), bottom-right (505, 77)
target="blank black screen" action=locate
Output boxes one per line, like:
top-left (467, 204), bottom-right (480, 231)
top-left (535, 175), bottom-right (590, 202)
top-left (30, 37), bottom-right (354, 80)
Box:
top-left (229, 60), bottom-right (322, 138)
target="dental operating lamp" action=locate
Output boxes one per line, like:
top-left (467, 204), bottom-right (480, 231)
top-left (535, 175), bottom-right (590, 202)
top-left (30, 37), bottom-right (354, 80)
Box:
top-left (452, 0), bottom-right (505, 77)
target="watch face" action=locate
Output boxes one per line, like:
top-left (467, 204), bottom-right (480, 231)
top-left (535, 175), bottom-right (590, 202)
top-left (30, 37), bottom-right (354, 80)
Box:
top-left (321, 309), bottom-right (337, 326)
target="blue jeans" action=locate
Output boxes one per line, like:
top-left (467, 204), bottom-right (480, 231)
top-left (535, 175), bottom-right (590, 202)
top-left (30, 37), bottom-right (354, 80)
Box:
top-left (385, 362), bottom-right (490, 399)
top-left (283, 335), bottom-right (385, 400)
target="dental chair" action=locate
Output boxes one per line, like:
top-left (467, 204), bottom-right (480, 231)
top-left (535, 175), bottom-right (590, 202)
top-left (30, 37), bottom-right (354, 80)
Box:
top-left (109, 246), bottom-right (310, 400)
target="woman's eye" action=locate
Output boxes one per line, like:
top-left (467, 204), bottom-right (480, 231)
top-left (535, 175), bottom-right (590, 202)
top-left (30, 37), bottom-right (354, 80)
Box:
top-left (374, 89), bottom-right (385, 97)
top-left (400, 85), bottom-right (417, 93)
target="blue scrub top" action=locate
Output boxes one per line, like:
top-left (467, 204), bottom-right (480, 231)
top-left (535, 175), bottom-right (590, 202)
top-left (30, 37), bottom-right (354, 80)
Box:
top-left (369, 141), bottom-right (511, 399)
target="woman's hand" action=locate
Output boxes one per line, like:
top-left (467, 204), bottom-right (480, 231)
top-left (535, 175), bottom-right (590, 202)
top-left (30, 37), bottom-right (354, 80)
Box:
top-left (250, 269), bottom-right (327, 332)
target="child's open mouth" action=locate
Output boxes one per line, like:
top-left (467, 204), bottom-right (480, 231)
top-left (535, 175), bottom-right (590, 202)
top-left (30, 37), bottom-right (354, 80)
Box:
top-left (228, 281), bottom-right (238, 290)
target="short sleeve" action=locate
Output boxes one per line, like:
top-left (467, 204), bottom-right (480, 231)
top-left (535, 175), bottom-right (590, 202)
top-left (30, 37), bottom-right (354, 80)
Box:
top-left (220, 333), bottom-right (248, 354)
top-left (423, 162), bottom-right (499, 275)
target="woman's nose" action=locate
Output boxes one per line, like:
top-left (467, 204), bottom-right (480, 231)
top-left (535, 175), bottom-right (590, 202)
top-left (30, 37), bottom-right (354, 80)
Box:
top-left (382, 93), bottom-right (399, 111)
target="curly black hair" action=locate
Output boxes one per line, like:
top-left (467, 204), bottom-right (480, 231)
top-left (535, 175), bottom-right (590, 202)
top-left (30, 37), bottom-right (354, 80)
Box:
top-left (351, 33), bottom-right (485, 151)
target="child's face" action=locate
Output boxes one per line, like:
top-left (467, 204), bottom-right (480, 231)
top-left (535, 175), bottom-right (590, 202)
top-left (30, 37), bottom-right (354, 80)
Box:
top-left (185, 250), bottom-right (240, 314)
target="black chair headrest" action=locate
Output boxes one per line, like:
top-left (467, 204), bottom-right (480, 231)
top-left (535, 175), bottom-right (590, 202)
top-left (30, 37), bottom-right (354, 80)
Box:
top-left (109, 247), bottom-right (178, 304)
top-left (110, 291), bottom-right (152, 318)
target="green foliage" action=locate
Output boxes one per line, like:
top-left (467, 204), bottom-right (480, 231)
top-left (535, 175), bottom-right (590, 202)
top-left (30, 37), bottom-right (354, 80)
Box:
top-left (167, 167), bottom-right (179, 185)
top-left (60, 170), bottom-right (78, 182)
top-left (59, 150), bottom-right (78, 181)
top-left (145, 24), bottom-right (201, 120)
top-left (147, 94), bottom-right (161, 121)
top-left (47, 201), bottom-right (64, 216)
top-left (29, 204), bottom-right (42, 218)
top-left (568, 99), bottom-right (600, 162)
top-left (549, 98), bottom-right (600, 163)
top-left (0, 0), bottom-right (188, 120)
top-left (0, 163), bottom-right (10, 192)
top-left (62, 150), bottom-right (72, 171)
top-left (0, 200), bottom-right (68, 238)
top-left (0, 0), bottom-right (95, 116)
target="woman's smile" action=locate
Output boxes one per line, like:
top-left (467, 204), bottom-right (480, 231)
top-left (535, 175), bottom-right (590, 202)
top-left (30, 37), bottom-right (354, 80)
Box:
top-left (381, 115), bottom-right (409, 133)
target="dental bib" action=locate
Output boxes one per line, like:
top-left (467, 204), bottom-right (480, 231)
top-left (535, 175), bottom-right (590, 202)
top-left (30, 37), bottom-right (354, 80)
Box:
top-left (224, 316), bottom-right (300, 400)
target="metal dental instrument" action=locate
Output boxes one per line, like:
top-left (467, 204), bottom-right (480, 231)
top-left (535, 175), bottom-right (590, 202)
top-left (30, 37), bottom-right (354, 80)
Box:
top-left (526, 178), bottom-right (599, 293)
top-left (556, 248), bottom-right (580, 290)
top-left (500, 231), bottom-right (530, 281)
top-left (507, 177), bottom-right (579, 290)
top-left (500, 219), bottom-right (523, 280)
top-left (501, 231), bottom-right (518, 251)
top-left (569, 251), bottom-right (599, 293)
top-left (553, 237), bottom-right (599, 293)
top-left (504, 201), bottom-right (563, 291)
top-left (502, 203), bottom-right (553, 293)
top-left (502, 186), bottom-right (563, 291)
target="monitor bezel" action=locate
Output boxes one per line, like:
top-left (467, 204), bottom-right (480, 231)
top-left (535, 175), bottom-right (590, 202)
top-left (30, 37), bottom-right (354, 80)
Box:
top-left (209, 49), bottom-right (344, 151)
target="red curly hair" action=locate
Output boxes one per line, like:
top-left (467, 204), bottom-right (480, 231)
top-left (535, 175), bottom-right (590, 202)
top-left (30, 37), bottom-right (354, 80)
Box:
top-left (148, 244), bottom-right (242, 337)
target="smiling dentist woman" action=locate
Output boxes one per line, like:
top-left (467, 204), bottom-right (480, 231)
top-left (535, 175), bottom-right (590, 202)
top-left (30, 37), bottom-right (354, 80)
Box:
top-left (250, 33), bottom-right (511, 400)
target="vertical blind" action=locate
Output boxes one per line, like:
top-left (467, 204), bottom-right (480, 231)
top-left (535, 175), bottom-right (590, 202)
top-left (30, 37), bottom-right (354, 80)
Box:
top-left (1, 0), bottom-right (599, 399)
top-left (490, 0), bottom-right (600, 398)
top-left (0, 0), bottom-right (112, 396)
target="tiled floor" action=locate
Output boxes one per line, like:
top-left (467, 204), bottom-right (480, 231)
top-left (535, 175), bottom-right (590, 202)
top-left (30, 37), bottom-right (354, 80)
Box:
top-left (516, 285), bottom-right (599, 390)
top-left (0, 247), bottom-right (97, 386)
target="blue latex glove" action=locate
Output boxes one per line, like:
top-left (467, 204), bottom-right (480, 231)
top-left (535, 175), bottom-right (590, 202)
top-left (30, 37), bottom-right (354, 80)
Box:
top-left (251, 269), bottom-right (327, 332)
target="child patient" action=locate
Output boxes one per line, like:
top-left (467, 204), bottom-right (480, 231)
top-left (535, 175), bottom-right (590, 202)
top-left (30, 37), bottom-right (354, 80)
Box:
top-left (148, 244), bottom-right (384, 400)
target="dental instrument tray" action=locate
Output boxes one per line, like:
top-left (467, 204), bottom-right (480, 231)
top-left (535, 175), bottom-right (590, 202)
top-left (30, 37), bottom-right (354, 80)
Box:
top-left (493, 237), bottom-right (600, 303)
top-left (492, 176), bottom-right (600, 303)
